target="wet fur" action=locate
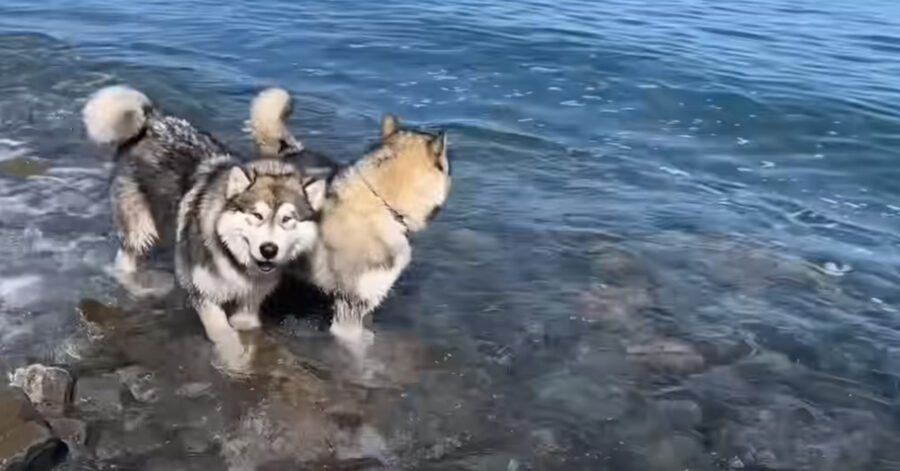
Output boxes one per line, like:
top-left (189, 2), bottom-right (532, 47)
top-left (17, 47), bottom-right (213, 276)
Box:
top-left (84, 86), bottom-right (324, 365)
top-left (248, 88), bottom-right (451, 344)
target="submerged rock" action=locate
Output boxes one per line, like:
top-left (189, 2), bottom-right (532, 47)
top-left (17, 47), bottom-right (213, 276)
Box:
top-left (334, 424), bottom-right (388, 462)
top-left (0, 157), bottom-right (49, 179)
top-left (174, 382), bottom-right (212, 399)
top-left (72, 374), bottom-right (122, 419)
top-left (10, 364), bottom-right (72, 416)
top-left (532, 372), bottom-right (629, 422)
top-left (656, 399), bottom-right (703, 430)
top-left (711, 399), bottom-right (885, 471)
top-left (221, 402), bottom-right (333, 469)
top-left (530, 428), bottom-right (563, 456)
top-left (177, 428), bottom-right (213, 455)
top-left (93, 425), bottom-right (166, 461)
top-left (626, 338), bottom-right (706, 375)
top-left (645, 434), bottom-right (706, 471)
top-left (116, 366), bottom-right (159, 403)
top-left (0, 386), bottom-right (65, 471)
top-left (76, 299), bottom-right (125, 339)
top-left (46, 418), bottom-right (87, 448)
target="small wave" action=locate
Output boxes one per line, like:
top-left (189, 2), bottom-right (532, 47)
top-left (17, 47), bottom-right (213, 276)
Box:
top-left (0, 137), bottom-right (29, 162)
top-left (0, 274), bottom-right (43, 308)
top-left (659, 166), bottom-right (691, 177)
top-left (528, 65), bottom-right (561, 74)
top-left (0, 138), bottom-right (26, 147)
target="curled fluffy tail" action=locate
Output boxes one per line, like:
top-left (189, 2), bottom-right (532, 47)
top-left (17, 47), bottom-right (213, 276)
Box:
top-left (250, 87), bottom-right (302, 158)
top-left (83, 86), bottom-right (152, 145)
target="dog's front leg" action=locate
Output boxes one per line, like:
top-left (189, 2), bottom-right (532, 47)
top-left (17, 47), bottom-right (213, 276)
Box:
top-left (194, 298), bottom-right (255, 372)
top-left (330, 296), bottom-right (375, 349)
top-left (229, 293), bottom-right (266, 331)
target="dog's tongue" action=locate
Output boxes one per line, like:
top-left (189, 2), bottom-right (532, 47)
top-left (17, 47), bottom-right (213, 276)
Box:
top-left (257, 261), bottom-right (276, 273)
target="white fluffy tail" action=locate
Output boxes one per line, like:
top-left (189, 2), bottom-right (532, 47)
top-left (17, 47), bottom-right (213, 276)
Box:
top-left (83, 86), bottom-right (152, 145)
top-left (250, 87), bottom-right (302, 157)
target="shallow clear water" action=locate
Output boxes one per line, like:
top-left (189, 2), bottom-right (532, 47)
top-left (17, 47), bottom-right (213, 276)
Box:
top-left (2, 0), bottom-right (900, 469)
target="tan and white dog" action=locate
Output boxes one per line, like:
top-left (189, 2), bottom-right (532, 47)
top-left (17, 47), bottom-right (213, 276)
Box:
top-left (249, 88), bottom-right (452, 348)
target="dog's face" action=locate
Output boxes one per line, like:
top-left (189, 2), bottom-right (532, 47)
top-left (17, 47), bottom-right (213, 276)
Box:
top-left (216, 164), bottom-right (325, 277)
top-left (378, 114), bottom-right (452, 229)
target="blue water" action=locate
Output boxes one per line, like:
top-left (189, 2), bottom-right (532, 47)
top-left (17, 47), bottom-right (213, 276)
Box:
top-left (2, 0), bottom-right (900, 469)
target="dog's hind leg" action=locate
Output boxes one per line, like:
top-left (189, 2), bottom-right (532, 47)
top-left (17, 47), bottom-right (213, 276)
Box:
top-left (110, 174), bottom-right (173, 297)
top-left (112, 174), bottom-right (157, 269)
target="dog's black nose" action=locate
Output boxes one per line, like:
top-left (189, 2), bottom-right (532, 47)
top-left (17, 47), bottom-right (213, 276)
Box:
top-left (259, 242), bottom-right (278, 260)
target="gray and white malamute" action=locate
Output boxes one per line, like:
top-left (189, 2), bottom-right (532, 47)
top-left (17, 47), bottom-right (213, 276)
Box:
top-left (249, 88), bottom-right (452, 348)
top-left (83, 86), bottom-right (325, 365)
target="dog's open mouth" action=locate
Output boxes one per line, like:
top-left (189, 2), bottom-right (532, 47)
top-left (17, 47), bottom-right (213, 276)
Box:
top-left (256, 261), bottom-right (276, 273)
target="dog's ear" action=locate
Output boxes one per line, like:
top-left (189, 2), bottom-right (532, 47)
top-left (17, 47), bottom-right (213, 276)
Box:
top-left (381, 114), bottom-right (399, 139)
top-left (303, 177), bottom-right (327, 211)
top-left (430, 131), bottom-right (449, 172)
top-left (226, 167), bottom-right (252, 199)
top-left (429, 131), bottom-right (447, 156)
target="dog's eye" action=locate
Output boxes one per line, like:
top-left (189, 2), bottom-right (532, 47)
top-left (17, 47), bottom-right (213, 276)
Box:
top-left (251, 212), bottom-right (264, 221)
top-left (282, 215), bottom-right (294, 224)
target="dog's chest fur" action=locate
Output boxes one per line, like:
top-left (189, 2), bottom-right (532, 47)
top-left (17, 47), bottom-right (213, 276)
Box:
top-left (310, 217), bottom-right (412, 306)
top-left (188, 251), bottom-right (273, 304)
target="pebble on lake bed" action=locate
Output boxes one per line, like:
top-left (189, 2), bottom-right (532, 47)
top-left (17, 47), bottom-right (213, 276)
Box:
top-left (116, 366), bottom-right (160, 403)
top-left (626, 339), bottom-right (706, 375)
top-left (175, 382), bottom-right (213, 399)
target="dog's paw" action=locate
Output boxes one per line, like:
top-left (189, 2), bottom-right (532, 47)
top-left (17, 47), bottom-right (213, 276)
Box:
top-left (211, 329), bottom-right (256, 375)
top-left (229, 311), bottom-right (262, 331)
top-left (330, 322), bottom-right (375, 355)
top-left (114, 269), bottom-right (175, 298)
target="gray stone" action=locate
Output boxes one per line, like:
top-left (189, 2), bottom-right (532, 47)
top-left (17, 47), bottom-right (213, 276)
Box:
top-left (533, 372), bottom-right (629, 422)
top-left (10, 364), bottom-right (72, 416)
top-left (52, 453), bottom-right (100, 471)
top-left (93, 426), bottom-right (165, 461)
top-left (123, 407), bottom-right (153, 432)
top-left (47, 418), bottom-right (87, 447)
top-left (645, 434), bottom-right (705, 471)
top-left (657, 399), bottom-right (703, 430)
top-left (178, 428), bottom-right (212, 455)
top-left (116, 366), bottom-right (159, 403)
top-left (530, 428), bottom-right (563, 455)
top-left (174, 382), bottom-right (212, 399)
top-left (627, 338), bottom-right (706, 374)
top-left (455, 453), bottom-right (521, 471)
top-left (334, 425), bottom-right (387, 461)
top-left (77, 299), bottom-right (124, 331)
top-left (73, 374), bottom-right (122, 419)
top-left (0, 387), bottom-right (64, 471)
top-left (424, 435), bottom-right (463, 461)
